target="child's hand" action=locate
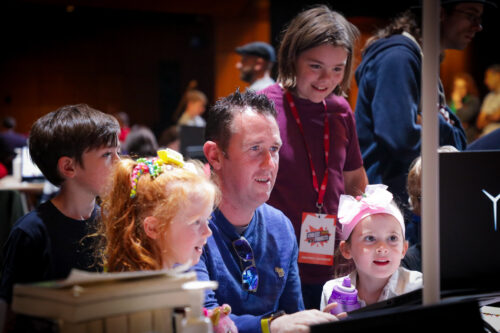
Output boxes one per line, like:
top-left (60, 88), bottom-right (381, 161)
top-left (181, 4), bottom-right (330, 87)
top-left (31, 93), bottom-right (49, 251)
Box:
top-left (322, 302), bottom-right (337, 313)
top-left (322, 302), bottom-right (347, 319)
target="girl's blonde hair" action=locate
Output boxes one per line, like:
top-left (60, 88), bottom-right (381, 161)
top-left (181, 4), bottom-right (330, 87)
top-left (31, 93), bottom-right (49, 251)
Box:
top-left (407, 145), bottom-right (458, 216)
top-left (277, 5), bottom-right (359, 97)
top-left (99, 157), bottom-right (219, 272)
top-left (172, 87), bottom-right (208, 122)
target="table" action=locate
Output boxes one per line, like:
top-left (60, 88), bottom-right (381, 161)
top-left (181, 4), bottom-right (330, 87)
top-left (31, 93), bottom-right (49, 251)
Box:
top-left (0, 175), bottom-right (44, 213)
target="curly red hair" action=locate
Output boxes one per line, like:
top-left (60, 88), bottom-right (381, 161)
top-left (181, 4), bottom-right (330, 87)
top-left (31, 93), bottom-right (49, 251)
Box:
top-left (99, 157), bottom-right (219, 272)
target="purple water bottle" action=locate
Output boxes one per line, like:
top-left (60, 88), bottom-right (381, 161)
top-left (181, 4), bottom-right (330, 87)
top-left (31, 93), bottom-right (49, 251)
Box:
top-left (327, 277), bottom-right (361, 315)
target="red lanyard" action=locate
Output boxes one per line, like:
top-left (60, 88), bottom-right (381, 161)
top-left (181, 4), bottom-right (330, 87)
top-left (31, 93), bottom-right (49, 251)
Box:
top-left (284, 91), bottom-right (330, 213)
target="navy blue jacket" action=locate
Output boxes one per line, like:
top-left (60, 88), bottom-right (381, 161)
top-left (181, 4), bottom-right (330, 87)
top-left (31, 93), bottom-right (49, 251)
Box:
top-left (467, 128), bottom-right (500, 151)
top-left (355, 34), bottom-right (466, 203)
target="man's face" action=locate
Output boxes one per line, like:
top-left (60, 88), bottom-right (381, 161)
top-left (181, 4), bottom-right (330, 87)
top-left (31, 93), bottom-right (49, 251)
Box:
top-left (236, 55), bottom-right (259, 83)
top-left (217, 109), bottom-right (281, 211)
top-left (441, 3), bottom-right (484, 50)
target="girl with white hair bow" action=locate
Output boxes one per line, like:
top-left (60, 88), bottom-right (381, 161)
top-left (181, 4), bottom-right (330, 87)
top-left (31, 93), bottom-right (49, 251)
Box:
top-left (320, 184), bottom-right (422, 312)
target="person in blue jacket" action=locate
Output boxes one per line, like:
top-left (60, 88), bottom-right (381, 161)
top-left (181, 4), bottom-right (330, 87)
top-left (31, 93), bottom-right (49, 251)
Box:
top-left (355, 0), bottom-right (496, 211)
top-left (194, 89), bottom-right (339, 333)
top-left (467, 128), bottom-right (500, 150)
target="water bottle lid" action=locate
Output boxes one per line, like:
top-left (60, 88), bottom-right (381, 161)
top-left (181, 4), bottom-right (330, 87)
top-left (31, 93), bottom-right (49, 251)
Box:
top-left (336, 276), bottom-right (356, 293)
top-left (342, 277), bottom-right (352, 288)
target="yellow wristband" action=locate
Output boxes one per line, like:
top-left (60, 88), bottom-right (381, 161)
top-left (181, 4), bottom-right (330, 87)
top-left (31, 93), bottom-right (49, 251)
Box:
top-left (261, 311), bottom-right (285, 333)
top-left (261, 317), bottom-right (271, 333)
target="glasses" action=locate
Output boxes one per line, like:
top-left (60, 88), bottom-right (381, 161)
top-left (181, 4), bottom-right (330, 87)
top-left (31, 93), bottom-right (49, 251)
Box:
top-left (453, 9), bottom-right (482, 25)
top-left (232, 236), bottom-right (259, 292)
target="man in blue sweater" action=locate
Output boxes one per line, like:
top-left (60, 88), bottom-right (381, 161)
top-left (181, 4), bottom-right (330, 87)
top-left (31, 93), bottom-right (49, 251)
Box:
top-left (194, 90), bottom-right (338, 333)
top-left (355, 0), bottom-right (496, 209)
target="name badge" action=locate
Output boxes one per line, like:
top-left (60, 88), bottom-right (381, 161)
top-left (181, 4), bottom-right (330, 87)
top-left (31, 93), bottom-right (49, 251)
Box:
top-left (298, 213), bottom-right (336, 266)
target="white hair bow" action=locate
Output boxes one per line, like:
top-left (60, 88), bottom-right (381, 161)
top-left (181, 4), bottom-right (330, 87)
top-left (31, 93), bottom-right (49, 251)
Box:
top-left (337, 184), bottom-right (403, 240)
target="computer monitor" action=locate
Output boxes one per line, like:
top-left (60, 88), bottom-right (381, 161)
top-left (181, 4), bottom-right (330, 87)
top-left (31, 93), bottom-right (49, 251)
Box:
top-left (20, 146), bottom-right (44, 182)
top-left (439, 151), bottom-right (500, 295)
top-left (179, 125), bottom-right (206, 162)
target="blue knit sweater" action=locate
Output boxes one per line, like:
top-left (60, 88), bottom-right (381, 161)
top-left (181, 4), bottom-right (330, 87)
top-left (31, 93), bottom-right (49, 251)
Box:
top-left (193, 204), bottom-right (304, 333)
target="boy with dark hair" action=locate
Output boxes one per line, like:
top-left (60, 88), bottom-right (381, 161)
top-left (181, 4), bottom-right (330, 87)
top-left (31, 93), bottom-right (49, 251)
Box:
top-left (0, 104), bottom-right (120, 324)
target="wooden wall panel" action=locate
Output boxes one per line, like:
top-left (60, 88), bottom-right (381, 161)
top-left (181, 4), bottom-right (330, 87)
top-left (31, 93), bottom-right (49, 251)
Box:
top-left (0, 4), bottom-right (215, 136)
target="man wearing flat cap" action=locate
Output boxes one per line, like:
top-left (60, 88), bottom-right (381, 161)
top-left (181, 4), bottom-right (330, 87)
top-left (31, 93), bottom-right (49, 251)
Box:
top-left (235, 41), bottom-right (276, 92)
top-left (355, 0), bottom-right (497, 241)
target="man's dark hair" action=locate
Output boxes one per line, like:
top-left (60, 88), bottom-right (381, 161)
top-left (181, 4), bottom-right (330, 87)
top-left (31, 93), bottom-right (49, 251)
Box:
top-left (205, 89), bottom-right (276, 153)
top-left (364, 3), bottom-right (459, 51)
top-left (364, 10), bottom-right (422, 50)
top-left (29, 104), bottom-right (120, 186)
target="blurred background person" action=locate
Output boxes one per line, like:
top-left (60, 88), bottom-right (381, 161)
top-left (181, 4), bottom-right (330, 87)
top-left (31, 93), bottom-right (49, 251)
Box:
top-left (123, 125), bottom-right (159, 158)
top-left (113, 111), bottom-right (131, 144)
top-left (476, 64), bottom-right (500, 136)
top-left (235, 41), bottom-right (276, 91)
top-left (173, 80), bottom-right (208, 127)
top-left (448, 72), bottom-right (480, 143)
top-left (158, 125), bottom-right (180, 152)
top-left (177, 89), bottom-right (207, 127)
top-left (0, 116), bottom-right (27, 174)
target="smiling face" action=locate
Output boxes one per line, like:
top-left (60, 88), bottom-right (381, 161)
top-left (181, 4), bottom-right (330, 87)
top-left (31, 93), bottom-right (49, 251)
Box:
top-left (294, 44), bottom-right (347, 103)
top-left (160, 192), bottom-right (214, 268)
top-left (441, 3), bottom-right (483, 51)
top-left (340, 213), bottom-right (408, 283)
top-left (217, 109), bottom-right (281, 213)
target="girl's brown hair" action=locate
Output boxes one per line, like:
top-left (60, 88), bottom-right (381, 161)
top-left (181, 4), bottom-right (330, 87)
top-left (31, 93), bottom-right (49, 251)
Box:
top-left (333, 237), bottom-right (356, 279)
top-left (99, 157), bottom-right (219, 272)
top-left (277, 5), bottom-right (359, 97)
